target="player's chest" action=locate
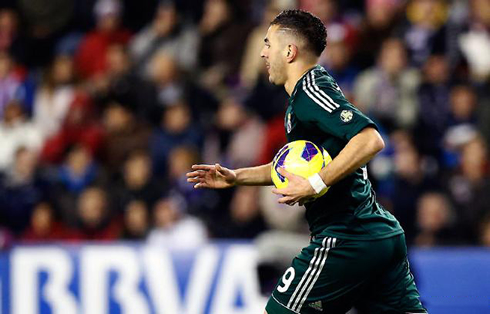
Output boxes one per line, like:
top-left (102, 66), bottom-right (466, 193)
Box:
top-left (285, 106), bottom-right (344, 157)
top-left (284, 105), bottom-right (319, 141)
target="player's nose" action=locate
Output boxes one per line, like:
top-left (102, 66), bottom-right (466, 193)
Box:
top-left (260, 47), bottom-right (267, 58)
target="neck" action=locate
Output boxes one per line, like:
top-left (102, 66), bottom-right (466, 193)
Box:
top-left (284, 62), bottom-right (317, 96)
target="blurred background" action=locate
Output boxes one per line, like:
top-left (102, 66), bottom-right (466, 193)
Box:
top-left (0, 0), bottom-right (489, 313)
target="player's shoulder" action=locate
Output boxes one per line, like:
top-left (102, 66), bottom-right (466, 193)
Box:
top-left (293, 66), bottom-right (345, 114)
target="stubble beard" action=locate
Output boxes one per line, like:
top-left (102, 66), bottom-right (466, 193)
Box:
top-left (268, 64), bottom-right (285, 86)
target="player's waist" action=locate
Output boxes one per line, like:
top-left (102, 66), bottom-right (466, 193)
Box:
top-left (310, 228), bottom-right (404, 242)
top-left (308, 211), bottom-right (404, 241)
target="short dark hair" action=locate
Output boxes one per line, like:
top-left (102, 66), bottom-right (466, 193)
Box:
top-left (270, 9), bottom-right (327, 57)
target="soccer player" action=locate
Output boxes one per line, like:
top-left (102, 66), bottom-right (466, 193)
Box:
top-left (186, 9), bottom-right (427, 314)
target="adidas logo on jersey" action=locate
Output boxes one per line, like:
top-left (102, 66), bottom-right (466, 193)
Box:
top-left (308, 300), bottom-right (323, 311)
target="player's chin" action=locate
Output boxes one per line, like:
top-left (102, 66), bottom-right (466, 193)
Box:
top-left (268, 75), bottom-right (279, 85)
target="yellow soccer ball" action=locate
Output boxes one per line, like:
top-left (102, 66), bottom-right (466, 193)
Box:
top-left (271, 140), bottom-right (332, 198)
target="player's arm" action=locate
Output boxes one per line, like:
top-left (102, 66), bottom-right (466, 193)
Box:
top-left (273, 127), bottom-right (383, 204)
top-left (235, 162), bottom-right (273, 186)
top-left (319, 126), bottom-right (384, 186)
top-left (186, 162), bottom-right (273, 189)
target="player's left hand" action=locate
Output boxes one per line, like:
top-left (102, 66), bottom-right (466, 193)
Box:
top-left (272, 168), bottom-right (316, 206)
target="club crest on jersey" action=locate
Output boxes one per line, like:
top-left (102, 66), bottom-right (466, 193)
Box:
top-left (340, 110), bottom-right (353, 123)
top-left (287, 112), bottom-right (292, 133)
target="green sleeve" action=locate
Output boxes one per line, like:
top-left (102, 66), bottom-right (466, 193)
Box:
top-left (293, 84), bottom-right (377, 141)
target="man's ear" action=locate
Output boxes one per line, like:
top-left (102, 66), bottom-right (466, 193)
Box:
top-left (286, 44), bottom-right (298, 63)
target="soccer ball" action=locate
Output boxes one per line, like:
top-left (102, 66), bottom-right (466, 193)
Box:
top-left (271, 140), bottom-right (332, 197)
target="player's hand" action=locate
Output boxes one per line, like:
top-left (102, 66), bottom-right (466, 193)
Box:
top-left (186, 163), bottom-right (237, 189)
top-left (272, 168), bottom-right (316, 206)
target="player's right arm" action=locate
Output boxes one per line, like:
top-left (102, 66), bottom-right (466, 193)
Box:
top-left (186, 162), bottom-right (273, 189)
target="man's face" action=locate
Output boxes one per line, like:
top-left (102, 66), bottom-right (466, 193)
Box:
top-left (261, 25), bottom-right (288, 85)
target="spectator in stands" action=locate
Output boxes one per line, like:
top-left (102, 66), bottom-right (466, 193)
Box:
top-left (1, 9), bottom-right (43, 114)
top-left (147, 52), bottom-right (185, 110)
top-left (441, 85), bottom-right (479, 168)
top-left (478, 86), bottom-right (490, 148)
top-left (147, 195), bottom-right (207, 247)
top-left (198, 0), bottom-right (251, 90)
top-left (74, 186), bottom-right (120, 240)
top-left (50, 144), bottom-right (103, 226)
top-left (75, 0), bottom-right (131, 79)
top-left (166, 145), bottom-right (229, 224)
top-left (354, 0), bottom-right (401, 70)
top-left (0, 52), bottom-right (21, 117)
top-left (147, 51), bottom-right (218, 127)
top-left (100, 101), bottom-right (151, 175)
top-left (0, 100), bottom-right (43, 171)
top-left (354, 38), bottom-right (420, 132)
top-left (191, 174), bottom-right (267, 240)
top-left (301, 0), bottom-right (359, 97)
top-left (258, 185), bottom-right (307, 233)
top-left (130, 1), bottom-right (199, 74)
top-left (459, 0), bottom-right (490, 82)
top-left (166, 145), bottom-right (204, 215)
top-left (0, 147), bottom-right (44, 235)
top-left (446, 134), bottom-right (490, 242)
top-left (41, 92), bottom-right (103, 164)
top-left (0, 9), bottom-right (23, 60)
top-left (414, 54), bottom-right (451, 160)
top-left (447, 85), bottom-right (477, 128)
top-left (93, 43), bottom-right (157, 122)
top-left (300, 0), bottom-right (338, 23)
top-left (21, 202), bottom-right (72, 242)
top-left (321, 38), bottom-right (358, 99)
top-left (121, 200), bottom-right (149, 240)
top-left (0, 227), bottom-right (13, 249)
top-left (240, 2), bottom-right (281, 89)
top-left (250, 110), bottom-right (287, 166)
top-left (33, 54), bottom-right (76, 139)
top-left (390, 131), bottom-right (439, 244)
top-left (110, 149), bottom-right (162, 212)
top-left (14, 0), bottom-right (74, 67)
top-left (150, 101), bottom-right (203, 176)
top-left (204, 97), bottom-right (264, 168)
top-left (228, 186), bottom-right (268, 238)
top-left (300, 0), bottom-right (357, 51)
top-left (414, 192), bottom-right (456, 247)
top-left (224, 99), bottom-right (265, 168)
top-left (396, 0), bottom-right (450, 67)
top-left (58, 144), bottom-right (100, 193)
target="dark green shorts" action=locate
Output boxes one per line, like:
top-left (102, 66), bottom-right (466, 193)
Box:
top-left (265, 234), bottom-right (427, 314)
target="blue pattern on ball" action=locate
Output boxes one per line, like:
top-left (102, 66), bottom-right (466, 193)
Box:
top-left (275, 148), bottom-right (290, 182)
top-left (301, 142), bottom-right (318, 161)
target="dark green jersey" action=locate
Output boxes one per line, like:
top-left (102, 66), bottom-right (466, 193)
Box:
top-left (286, 65), bottom-right (403, 240)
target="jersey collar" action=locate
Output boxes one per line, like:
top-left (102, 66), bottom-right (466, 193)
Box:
top-left (291, 64), bottom-right (322, 99)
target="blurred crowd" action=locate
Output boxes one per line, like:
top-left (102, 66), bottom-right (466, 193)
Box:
top-left (1, 0), bottom-right (490, 249)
